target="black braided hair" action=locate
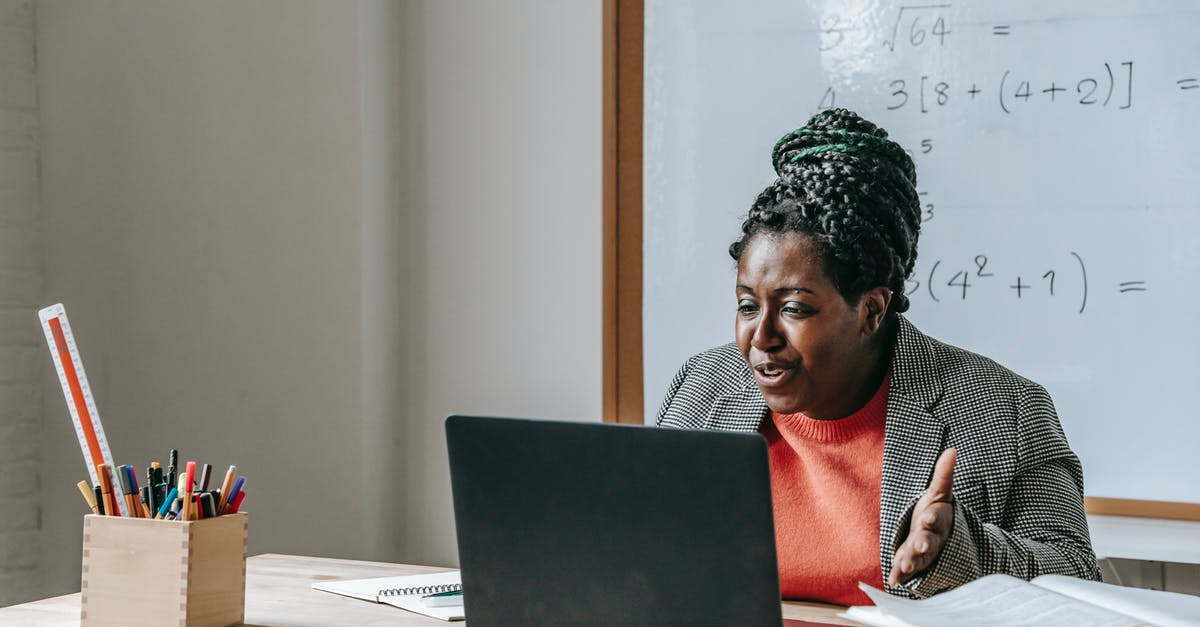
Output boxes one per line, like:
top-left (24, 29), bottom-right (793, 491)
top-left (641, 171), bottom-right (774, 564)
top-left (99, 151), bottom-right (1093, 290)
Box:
top-left (729, 108), bottom-right (921, 315)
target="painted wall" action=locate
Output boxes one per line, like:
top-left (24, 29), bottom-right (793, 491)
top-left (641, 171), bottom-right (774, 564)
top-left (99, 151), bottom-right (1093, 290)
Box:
top-left (0, 0), bottom-right (43, 606)
top-left (33, 0), bottom-right (602, 597)
top-left (400, 0), bottom-right (604, 567)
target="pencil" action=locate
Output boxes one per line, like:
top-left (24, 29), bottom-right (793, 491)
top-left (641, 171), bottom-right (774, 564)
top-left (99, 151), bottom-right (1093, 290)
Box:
top-left (216, 466), bottom-right (236, 515)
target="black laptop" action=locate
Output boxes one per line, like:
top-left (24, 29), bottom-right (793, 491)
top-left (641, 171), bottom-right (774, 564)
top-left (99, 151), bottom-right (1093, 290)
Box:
top-left (445, 415), bottom-right (783, 627)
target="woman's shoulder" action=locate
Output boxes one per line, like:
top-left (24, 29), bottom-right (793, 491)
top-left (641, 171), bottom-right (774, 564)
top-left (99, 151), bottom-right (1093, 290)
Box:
top-left (665, 343), bottom-right (755, 399)
top-left (898, 316), bottom-right (1044, 395)
top-left (656, 343), bottom-right (760, 428)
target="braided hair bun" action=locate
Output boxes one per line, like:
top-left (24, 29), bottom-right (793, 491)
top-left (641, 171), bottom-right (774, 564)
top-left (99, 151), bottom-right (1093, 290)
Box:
top-left (730, 108), bottom-right (921, 314)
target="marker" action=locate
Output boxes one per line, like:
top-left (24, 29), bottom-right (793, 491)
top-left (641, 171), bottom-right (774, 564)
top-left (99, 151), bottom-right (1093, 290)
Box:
top-left (97, 464), bottom-right (114, 517)
top-left (151, 466), bottom-right (166, 508)
top-left (155, 487), bottom-right (179, 519)
top-left (93, 485), bottom-right (105, 515)
top-left (229, 491), bottom-right (246, 514)
top-left (116, 465), bottom-right (130, 496)
top-left (200, 492), bottom-right (216, 518)
top-left (216, 466), bottom-right (237, 514)
top-left (198, 464), bottom-right (212, 492)
top-left (125, 466), bottom-right (142, 517)
top-left (183, 462), bottom-right (196, 521)
top-left (147, 467), bottom-right (159, 514)
top-left (76, 480), bottom-right (99, 514)
top-left (178, 475), bottom-right (190, 521)
top-left (224, 476), bottom-right (245, 515)
top-left (105, 465), bottom-right (122, 516)
top-left (167, 449), bottom-right (178, 495)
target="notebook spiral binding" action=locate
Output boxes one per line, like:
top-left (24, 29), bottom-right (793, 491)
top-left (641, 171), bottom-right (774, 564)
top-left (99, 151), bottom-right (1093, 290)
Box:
top-left (379, 582), bottom-right (463, 597)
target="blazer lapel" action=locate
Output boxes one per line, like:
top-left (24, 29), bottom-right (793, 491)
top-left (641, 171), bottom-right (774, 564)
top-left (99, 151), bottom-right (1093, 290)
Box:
top-left (880, 316), bottom-right (948, 583)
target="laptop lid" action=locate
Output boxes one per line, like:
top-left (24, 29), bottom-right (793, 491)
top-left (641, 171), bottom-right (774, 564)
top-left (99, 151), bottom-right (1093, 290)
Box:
top-left (446, 415), bottom-right (782, 627)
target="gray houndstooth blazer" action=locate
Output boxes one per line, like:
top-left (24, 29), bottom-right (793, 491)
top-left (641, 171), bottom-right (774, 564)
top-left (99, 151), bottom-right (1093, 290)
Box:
top-left (656, 315), bottom-right (1101, 599)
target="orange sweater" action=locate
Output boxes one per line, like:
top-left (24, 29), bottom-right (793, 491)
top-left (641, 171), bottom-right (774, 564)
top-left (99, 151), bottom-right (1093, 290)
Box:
top-left (760, 374), bottom-right (889, 606)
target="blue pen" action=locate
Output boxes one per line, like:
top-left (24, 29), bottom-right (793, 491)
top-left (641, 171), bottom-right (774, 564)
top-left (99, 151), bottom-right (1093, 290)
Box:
top-left (156, 487), bottom-right (179, 519)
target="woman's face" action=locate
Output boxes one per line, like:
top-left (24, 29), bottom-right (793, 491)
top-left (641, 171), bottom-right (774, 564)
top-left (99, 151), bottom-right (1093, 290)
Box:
top-left (734, 232), bottom-right (888, 419)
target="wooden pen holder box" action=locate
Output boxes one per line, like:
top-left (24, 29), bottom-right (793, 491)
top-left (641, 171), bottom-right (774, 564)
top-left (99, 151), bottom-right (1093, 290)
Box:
top-left (80, 513), bottom-right (248, 627)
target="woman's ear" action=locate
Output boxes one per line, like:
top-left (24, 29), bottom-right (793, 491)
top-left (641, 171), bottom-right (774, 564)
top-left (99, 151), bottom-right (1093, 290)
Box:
top-left (860, 287), bottom-right (892, 336)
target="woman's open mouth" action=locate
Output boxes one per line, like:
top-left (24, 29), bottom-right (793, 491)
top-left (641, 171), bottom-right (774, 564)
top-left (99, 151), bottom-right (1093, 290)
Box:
top-left (753, 363), bottom-right (797, 389)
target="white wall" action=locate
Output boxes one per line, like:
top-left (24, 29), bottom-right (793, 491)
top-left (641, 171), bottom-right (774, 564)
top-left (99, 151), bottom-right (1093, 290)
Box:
top-left (32, 0), bottom-right (601, 598)
top-left (402, 0), bottom-right (603, 566)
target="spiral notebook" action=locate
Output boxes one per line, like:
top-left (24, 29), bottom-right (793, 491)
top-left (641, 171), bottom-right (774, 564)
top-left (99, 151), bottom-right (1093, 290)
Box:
top-left (311, 570), bottom-right (464, 621)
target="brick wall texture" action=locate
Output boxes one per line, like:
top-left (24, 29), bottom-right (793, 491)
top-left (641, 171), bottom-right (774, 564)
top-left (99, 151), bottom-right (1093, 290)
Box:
top-left (0, 0), bottom-right (42, 607)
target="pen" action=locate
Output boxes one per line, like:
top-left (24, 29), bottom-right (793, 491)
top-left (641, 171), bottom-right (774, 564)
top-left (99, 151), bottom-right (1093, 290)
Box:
top-left (229, 491), bottom-right (246, 514)
top-left (76, 480), bottom-right (99, 514)
top-left (93, 485), bottom-right (105, 515)
top-left (156, 487), bottom-right (179, 519)
top-left (420, 589), bottom-right (464, 608)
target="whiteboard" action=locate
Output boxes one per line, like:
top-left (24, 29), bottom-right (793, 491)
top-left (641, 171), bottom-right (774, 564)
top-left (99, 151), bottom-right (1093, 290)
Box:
top-left (643, 0), bottom-right (1200, 504)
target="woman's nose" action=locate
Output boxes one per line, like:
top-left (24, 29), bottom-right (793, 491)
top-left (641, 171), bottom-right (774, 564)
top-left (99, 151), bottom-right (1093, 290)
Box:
top-left (750, 311), bottom-right (784, 352)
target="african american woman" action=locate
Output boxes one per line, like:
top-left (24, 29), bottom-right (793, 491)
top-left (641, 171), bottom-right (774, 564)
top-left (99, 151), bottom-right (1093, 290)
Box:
top-left (656, 108), bottom-right (1100, 605)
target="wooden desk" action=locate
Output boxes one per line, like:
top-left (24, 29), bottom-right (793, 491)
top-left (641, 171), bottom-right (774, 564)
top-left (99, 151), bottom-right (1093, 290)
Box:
top-left (0, 554), bottom-right (858, 626)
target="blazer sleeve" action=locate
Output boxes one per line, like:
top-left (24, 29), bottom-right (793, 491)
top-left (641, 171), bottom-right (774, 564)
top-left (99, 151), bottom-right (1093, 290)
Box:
top-left (898, 382), bottom-right (1102, 598)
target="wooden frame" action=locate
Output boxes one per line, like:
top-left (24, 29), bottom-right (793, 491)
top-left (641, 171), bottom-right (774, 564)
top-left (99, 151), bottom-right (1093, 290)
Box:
top-left (602, 0), bottom-right (643, 425)
top-left (600, 1), bottom-right (1197, 520)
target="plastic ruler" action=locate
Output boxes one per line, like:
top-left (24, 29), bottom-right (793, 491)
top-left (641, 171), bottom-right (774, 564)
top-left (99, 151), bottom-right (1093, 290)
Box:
top-left (38, 303), bottom-right (129, 516)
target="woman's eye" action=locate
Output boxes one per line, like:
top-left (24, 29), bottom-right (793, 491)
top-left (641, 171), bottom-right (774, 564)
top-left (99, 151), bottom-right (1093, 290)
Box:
top-left (737, 300), bottom-right (758, 315)
top-left (782, 303), bottom-right (810, 316)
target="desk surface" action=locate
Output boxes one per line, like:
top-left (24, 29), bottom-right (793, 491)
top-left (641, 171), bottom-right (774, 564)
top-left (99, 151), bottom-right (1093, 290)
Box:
top-left (0, 554), bottom-right (858, 626)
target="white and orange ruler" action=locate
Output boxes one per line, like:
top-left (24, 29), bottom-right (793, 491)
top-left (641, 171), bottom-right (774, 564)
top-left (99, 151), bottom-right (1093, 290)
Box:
top-left (39, 303), bottom-right (129, 517)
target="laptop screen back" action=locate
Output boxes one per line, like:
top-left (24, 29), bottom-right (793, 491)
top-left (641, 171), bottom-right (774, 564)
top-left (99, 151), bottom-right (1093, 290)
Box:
top-left (446, 415), bottom-right (782, 627)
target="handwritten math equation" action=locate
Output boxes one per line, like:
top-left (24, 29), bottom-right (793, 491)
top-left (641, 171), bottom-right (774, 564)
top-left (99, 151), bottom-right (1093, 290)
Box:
top-left (813, 3), bottom-right (1197, 115)
top-left (905, 252), bottom-right (1148, 314)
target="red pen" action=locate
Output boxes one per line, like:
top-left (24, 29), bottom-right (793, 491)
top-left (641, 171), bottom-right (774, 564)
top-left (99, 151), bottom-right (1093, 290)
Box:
top-left (230, 491), bottom-right (246, 514)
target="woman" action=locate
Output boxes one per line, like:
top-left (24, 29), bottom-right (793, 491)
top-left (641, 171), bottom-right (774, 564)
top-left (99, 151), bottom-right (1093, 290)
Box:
top-left (656, 109), bottom-right (1100, 605)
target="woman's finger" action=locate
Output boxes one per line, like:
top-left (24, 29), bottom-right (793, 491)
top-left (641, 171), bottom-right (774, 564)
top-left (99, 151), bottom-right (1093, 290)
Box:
top-left (926, 448), bottom-right (957, 503)
top-left (889, 502), bottom-right (954, 586)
